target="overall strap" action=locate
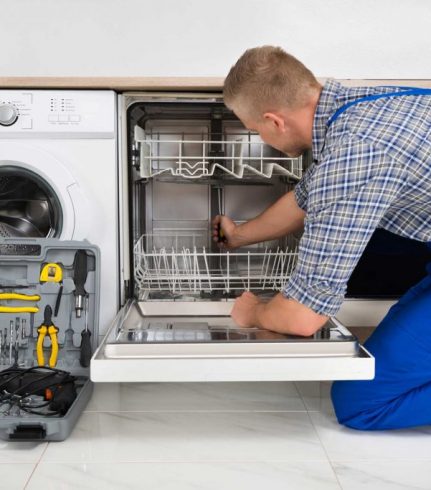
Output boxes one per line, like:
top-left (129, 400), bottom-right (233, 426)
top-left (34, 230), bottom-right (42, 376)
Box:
top-left (327, 87), bottom-right (431, 127)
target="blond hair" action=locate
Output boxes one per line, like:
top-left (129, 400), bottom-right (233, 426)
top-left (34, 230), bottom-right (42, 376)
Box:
top-left (223, 46), bottom-right (320, 118)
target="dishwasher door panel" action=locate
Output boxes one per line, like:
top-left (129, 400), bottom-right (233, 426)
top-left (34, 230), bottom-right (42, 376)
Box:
top-left (91, 300), bottom-right (374, 382)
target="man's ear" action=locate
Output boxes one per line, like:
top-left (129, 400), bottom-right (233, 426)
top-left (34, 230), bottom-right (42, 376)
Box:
top-left (263, 112), bottom-right (286, 132)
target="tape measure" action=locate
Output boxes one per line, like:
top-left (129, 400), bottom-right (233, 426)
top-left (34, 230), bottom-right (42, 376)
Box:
top-left (40, 263), bottom-right (63, 283)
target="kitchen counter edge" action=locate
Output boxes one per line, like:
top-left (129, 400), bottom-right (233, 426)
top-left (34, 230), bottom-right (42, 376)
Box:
top-left (0, 77), bottom-right (430, 90)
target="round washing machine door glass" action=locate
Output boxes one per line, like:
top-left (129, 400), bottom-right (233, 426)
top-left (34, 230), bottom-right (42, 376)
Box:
top-left (0, 143), bottom-right (89, 240)
top-left (0, 166), bottom-right (62, 238)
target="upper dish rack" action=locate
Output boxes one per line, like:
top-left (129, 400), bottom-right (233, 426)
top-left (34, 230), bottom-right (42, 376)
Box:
top-left (134, 127), bottom-right (303, 181)
top-left (134, 232), bottom-right (299, 295)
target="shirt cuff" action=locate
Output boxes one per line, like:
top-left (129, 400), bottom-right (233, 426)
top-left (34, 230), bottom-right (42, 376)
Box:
top-left (282, 272), bottom-right (345, 317)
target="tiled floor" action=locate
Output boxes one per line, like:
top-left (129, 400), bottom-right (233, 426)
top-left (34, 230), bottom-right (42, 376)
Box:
top-left (1, 381), bottom-right (431, 489)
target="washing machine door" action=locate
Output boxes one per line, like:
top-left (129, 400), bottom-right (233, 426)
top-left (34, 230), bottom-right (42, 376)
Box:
top-left (0, 143), bottom-right (89, 240)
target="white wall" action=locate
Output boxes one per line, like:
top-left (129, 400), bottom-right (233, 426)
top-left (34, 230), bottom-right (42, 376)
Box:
top-left (1, 0), bottom-right (430, 78)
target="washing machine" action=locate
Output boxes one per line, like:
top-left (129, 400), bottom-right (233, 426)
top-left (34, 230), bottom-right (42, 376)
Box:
top-left (0, 90), bottom-right (118, 334)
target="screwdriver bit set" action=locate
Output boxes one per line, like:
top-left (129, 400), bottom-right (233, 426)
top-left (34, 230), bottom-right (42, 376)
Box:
top-left (0, 239), bottom-right (100, 441)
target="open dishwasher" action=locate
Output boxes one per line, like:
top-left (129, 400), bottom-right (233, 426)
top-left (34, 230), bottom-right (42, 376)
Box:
top-left (91, 92), bottom-right (374, 382)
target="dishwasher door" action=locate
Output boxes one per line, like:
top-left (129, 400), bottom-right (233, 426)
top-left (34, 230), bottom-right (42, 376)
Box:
top-left (91, 300), bottom-right (374, 382)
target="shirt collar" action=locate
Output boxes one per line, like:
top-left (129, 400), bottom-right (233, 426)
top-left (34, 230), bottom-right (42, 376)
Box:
top-left (312, 79), bottom-right (343, 161)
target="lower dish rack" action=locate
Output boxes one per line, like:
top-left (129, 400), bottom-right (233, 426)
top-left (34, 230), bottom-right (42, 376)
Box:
top-left (134, 232), bottom-right (299, 295)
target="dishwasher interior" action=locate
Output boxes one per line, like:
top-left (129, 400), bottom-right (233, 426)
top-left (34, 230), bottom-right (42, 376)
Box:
top-left (131, 98), bottom-right (302, 301)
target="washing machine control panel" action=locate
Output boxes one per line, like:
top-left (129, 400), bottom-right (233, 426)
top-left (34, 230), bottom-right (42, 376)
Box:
top-left (0, 90), bottom-right (115, 137)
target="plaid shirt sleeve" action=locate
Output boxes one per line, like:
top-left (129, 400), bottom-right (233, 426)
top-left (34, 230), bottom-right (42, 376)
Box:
top-left (283, 139), bottom-right (406, 316)
top-left (294, 161), bottom-right (316, 211)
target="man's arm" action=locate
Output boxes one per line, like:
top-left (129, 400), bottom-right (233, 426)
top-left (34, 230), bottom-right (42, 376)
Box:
top-left (231, 291), bottom-right (328, 336)
top-left (213, 190), bottom-right (306, 248)
top-left (231, 141), bottom-right (405, 336)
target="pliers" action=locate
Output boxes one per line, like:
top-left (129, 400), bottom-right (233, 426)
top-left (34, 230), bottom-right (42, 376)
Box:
top-left (36, 305), bottom-right (59, 368)
top-left (0, 292), bottom-right (40, 313)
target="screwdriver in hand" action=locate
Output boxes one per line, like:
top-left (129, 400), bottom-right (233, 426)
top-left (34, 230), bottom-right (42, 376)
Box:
top-left (216, 186), bottom-right (227, 244)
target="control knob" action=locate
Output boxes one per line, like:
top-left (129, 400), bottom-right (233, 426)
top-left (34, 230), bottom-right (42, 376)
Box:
top-left (0, 103), bottom-right (18, 126)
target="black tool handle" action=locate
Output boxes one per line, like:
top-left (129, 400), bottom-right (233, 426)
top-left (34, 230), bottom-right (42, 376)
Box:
top-left (44, 305), bottom-right (53, 325)
top-left (73, 250), bottom-right (88, 297)
top-left (54, 285), bottom-right (63, 317)
top-left (79, 330), bottom-right (92, 367)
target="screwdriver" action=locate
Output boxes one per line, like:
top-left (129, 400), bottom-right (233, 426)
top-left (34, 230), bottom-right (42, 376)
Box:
top-left (79, 296), bottom-right (91, 367)
top-left (13, 317), bottom-right (20, 367)
top-left (216, 186), bottom-right (227, 244)
top-left (3, 328), bottom-right (7, 364)
top-left (73, 250), bottom-right (88, 318)
top-left (64, 301), bottom-right (75, 349)
top-left (9, 320), bottom-right (13, 365)
top-left (27, 313), bottom-right (36, 366)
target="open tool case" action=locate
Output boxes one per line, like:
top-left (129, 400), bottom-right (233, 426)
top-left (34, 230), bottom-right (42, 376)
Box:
top-left (0, 238), bottom-right (99, 441)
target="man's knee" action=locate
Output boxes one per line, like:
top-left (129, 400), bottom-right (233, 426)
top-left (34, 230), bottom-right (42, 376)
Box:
top-left (331, 380), bottom-right (378, 431)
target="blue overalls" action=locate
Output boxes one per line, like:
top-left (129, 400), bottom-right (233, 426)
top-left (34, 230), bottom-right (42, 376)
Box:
top-left (327, 87), bottom-right (431, 430)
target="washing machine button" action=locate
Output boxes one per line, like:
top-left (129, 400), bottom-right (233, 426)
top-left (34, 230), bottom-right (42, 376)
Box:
top-left (0, 103), bottom-right (19, 126)
top-left (21, 117), bottom-right (33, 129)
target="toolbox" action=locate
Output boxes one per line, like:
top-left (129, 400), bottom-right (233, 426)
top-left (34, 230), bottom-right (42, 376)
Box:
top-left (0, 238), bottom-right (99, 441)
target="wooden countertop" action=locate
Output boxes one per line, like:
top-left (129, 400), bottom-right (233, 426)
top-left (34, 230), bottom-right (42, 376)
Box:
top-left (0, 77), bottom-right (225, 90)
top-left (0, 77), bottom-right (430, 91)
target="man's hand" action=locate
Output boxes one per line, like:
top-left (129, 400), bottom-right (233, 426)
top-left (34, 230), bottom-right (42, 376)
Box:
top-left (231, 291), bottom-right (263, 328)
top-left (212, 215), bottom-right (239, 249)
top-left (211, 191), bottom-right (306, 251)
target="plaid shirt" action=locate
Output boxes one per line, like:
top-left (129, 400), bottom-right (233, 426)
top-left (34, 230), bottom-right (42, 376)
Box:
top-left (282, 79), bottom-right (431, 316)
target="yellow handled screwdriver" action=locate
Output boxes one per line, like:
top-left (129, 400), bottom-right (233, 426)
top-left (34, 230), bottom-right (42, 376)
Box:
top-left (36, 305), bottom-right (59, 368)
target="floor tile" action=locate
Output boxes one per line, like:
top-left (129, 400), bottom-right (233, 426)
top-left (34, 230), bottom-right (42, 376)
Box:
top-left (0, 463), bottom-right (35, 489)
top-left (85, 381), bottom-right (305, 412)
top-left (41, 411), bottom-right (328, 463)
top-left (0, 441), bottom-right (47, 464)
top-left (28, 461), bottom-right (341, 490)
top-left (333, 460), bottom-right (431, 490)
top-left (310, 411), bottom-right (431, 461)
